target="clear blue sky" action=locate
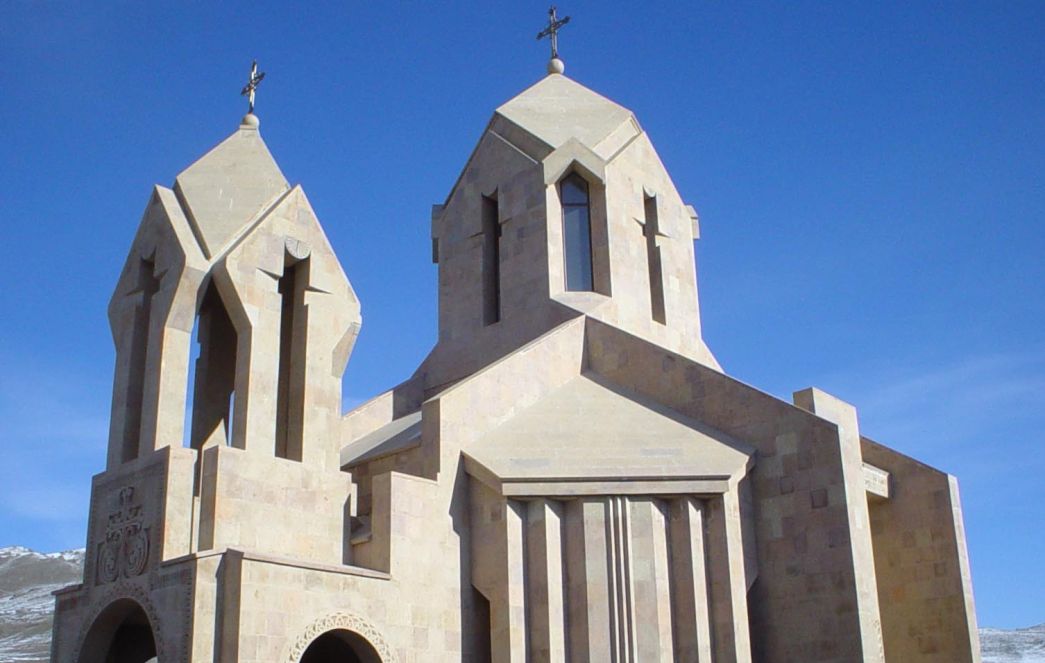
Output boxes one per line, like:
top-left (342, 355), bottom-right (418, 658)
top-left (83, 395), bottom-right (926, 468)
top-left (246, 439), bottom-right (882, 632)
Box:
top-left (1, 1), bottom-right (1041, 629)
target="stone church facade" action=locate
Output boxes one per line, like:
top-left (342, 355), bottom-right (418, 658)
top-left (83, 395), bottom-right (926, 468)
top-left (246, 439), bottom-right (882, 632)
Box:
top-left (51, 56), bottom-right (980, 663)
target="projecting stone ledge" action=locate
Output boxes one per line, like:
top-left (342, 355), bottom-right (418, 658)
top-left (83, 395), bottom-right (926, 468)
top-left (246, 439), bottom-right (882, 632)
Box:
top-left (863, 462), bottom-right (891, 500)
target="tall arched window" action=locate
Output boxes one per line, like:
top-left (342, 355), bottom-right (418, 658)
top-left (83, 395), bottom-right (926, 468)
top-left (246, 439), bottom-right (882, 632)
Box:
top-left (560, 173), bottom-right (594, 291)
top-left (187, 281), bottom-right (238, 450)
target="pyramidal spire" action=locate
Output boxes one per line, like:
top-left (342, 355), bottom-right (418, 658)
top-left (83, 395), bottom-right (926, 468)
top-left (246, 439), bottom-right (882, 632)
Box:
top-left (171, 62), bottom-right (287, 259)
top-left (173, 123), bottom-right (288, 259)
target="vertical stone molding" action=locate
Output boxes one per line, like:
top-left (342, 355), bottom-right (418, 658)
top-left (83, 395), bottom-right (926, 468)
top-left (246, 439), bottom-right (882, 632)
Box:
top-left (525, 499), bottom-right (567, 663)
top-left (669, 497), bottom-right (714, 663)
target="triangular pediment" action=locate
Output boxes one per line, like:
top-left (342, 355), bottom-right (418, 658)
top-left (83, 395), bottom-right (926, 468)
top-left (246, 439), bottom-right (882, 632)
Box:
top-left (463, 372), bottom-right (753, 492)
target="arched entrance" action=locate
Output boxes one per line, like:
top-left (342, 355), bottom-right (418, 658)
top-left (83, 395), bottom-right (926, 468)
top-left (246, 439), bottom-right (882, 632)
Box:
top-left (299, 629), bottom-right (382, 663)
top-left (77, 598), bottom-right (157, 663)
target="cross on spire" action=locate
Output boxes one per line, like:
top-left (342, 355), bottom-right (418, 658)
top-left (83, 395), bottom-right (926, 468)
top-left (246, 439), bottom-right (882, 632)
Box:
top-left (536, 6), bottom-right (571, 60)
top-left (240, 60), bottom-right (265, 114)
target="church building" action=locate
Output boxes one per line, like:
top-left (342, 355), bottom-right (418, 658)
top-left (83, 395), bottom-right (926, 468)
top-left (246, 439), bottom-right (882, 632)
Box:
top-left (51, 22), bottom-right (980, 663)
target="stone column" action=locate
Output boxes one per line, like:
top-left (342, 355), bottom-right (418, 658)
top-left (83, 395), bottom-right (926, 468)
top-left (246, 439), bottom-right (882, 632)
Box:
top-left (628, 498), bottom-right (675, 661)
top-left (669, 497), bottom-right (714, 662)
top-left (526, 499), bottom-right (568, 663)
top-left (490, 500), bottom-right (528, 663)
top-left (706, 490), bottom-right (752, 662)
top-left (564, 498), bottom-right (612, 662)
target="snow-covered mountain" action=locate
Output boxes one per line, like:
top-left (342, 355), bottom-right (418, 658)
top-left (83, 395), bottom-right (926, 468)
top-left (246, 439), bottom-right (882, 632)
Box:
top-left (0, 546), bottom-right (84, 662)
top-left (0, 544), bottom-right (1040, 662)
top-left (983, 623), bottom-right (1045, 663)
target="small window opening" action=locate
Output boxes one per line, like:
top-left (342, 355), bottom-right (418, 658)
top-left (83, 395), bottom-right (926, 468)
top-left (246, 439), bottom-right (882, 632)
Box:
top-left (643, 194), bottom-right (667, 324)
top-left (121, 258), bottom-right (160, 464)
top-left (561, 173), bottom-right (594, 292)
top-left (275, 257), bottom-right (309, 460)
top-left (188, 281), bottom-right (238, 449)
top-left (481, 194), bottom-right (501, 325)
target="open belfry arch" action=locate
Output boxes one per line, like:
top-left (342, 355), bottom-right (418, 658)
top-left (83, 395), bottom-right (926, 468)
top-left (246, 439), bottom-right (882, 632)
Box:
top-left (54, 14), bottom-right (980, 663)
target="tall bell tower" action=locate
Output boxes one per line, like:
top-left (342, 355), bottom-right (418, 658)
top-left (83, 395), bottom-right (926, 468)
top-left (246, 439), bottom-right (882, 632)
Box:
top-left (51, 98), bottom-right (364, 661)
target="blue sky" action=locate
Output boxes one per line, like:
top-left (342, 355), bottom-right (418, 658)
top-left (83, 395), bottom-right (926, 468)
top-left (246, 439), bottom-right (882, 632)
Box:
top-left (1, 1), bottom-right (1042, 629)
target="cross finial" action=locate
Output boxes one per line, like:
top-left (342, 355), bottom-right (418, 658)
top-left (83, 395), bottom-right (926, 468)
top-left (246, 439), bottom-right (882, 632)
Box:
top-left (536, 6), bottom-right (571, 68)
top-left (240, 60), bottom-right (266, 114)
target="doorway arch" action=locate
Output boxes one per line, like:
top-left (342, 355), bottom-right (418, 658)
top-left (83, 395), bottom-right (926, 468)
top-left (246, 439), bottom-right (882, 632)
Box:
top-left (77, 597), bottom-right (157, 663)
top-left (299, 629), bottom-right (382, 663)
top-left (286, 613), bottom-right (397, 663)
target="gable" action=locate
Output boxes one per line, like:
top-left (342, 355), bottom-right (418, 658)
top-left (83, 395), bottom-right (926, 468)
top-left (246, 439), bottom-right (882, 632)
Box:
top-left (463, 372), bottom-right (753, 494)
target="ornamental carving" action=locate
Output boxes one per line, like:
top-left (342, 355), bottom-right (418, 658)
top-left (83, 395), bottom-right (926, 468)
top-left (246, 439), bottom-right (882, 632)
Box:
top-left (96, 486), bottom-right (150, 584)
top-left (284, 612), bottom-right (398, 663)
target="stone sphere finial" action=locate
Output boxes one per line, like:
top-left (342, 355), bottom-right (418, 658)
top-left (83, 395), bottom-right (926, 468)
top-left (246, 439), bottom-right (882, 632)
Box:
top-left (547, 57), bottom-right (565, 75)
top-left (241, 113), bottom-right (260, 128)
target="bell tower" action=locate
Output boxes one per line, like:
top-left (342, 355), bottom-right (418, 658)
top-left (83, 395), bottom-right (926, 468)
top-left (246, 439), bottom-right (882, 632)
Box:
top-left (424, 57), bottom-right (719, 391)
top-left (52, 103), bottom-right (363, 661)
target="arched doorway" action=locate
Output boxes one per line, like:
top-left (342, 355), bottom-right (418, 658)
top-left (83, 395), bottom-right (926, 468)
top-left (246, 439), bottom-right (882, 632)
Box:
top-left (77, 598), bottom-right (157, 663)
top-left (300, 629), bottom-right (382, 663)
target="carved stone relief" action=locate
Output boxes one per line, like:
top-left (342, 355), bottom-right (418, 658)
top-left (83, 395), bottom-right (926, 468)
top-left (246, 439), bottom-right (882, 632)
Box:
top-left (284, 612), bottom-right (399, 663)
top-left (96, 486), bottom-right (150, 584)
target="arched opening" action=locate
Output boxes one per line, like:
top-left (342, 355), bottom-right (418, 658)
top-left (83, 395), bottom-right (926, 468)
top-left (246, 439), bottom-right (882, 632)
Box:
top-left (557, 169), bottom-right (611, 296)
top-left (77, 598), bottom-right (157, 663)
top-left (187, 279), bottom-right (239, 449)
top-left (559, 172), bottom-right (594, 292)
top-left (300, 629), bottom-right (382, 663)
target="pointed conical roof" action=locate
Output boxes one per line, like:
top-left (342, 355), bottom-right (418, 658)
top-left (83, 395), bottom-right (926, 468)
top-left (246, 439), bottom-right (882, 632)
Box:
top-left (494, 73), bottom-right (640, 154)
top-left (174, 118), bottom-right (289, 258)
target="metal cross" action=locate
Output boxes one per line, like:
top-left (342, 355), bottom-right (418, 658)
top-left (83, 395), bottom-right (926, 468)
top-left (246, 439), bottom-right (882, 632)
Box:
top-left (240, 60), bottom-right (265, 114)
top-left (536, 6), bottom-right (571, 59)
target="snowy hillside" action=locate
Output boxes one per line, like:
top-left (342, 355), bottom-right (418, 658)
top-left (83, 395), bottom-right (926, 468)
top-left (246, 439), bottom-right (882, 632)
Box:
top-left (983, 623), bottom-right (1045, 663)
top-left (0, 546), bottom-right (84, 662)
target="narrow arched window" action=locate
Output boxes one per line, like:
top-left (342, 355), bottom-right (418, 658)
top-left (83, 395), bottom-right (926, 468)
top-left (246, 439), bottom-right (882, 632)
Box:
top-left (561, 173), bottom-right (594, 291)
top-left (188, 281), bottom-right (238, 450)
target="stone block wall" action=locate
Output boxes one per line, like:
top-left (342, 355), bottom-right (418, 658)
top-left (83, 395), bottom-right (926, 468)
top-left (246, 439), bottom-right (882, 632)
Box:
top-left (196, 445), bottom-right (354, 566)
top-left (584, 317), bottom-right (882, 662)
top-left (862, 437), bottom-right (981, 662)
